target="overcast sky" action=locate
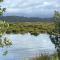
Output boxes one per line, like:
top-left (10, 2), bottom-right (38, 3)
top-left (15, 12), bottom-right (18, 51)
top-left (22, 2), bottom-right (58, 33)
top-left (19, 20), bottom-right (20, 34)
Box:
top-left (0, 0), bottom-right (60, 18)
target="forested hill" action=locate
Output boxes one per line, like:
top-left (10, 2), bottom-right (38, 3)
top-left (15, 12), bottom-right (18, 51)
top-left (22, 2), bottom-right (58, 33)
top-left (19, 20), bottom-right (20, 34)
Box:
top-left (0, 16), bottom-right (53, 22)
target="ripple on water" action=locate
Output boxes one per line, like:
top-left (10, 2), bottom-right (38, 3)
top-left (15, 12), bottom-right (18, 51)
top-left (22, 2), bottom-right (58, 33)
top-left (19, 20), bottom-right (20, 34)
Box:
top-left (0, 33), bottom-right (56, 60)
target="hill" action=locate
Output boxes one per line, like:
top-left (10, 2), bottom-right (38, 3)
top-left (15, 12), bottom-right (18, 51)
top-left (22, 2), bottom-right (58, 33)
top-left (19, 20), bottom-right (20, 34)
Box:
top-left (0, 16), bottom-right (53, 22)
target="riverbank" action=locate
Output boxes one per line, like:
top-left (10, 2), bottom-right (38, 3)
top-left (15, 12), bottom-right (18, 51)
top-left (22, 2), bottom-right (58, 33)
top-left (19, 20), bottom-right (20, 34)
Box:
top-left (0, 22), bottom-right (56, 35)
top-left (30, 53), bottom-right (58, 60)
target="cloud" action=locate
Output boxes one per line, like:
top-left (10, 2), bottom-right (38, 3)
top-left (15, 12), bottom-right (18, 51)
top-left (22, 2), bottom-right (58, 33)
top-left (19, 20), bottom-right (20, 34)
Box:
top-left (0, 0), bottom-right (60, 17)
top-left (1, 0), bottom-right (60, 8)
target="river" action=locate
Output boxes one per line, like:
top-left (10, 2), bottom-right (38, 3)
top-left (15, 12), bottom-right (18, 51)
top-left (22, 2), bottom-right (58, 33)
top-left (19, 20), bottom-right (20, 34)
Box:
top-left (0, 33), bottom-right (56, 60)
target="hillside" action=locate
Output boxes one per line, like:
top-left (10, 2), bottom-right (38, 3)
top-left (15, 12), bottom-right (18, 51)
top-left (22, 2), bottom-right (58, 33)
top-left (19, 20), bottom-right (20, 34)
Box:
top-left (0, 16), bottom-right (53, 22)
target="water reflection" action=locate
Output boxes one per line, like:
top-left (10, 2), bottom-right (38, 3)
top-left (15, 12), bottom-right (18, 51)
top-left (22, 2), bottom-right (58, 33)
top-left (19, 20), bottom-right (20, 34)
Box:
top-left (3, 50), bottom-right (8, 56)
top-left (50, 34), bottom-right (60, 60)
top-left (0, 35), bottom-right (12, 56)
top-left (0, 33), bottom-right (56, 60)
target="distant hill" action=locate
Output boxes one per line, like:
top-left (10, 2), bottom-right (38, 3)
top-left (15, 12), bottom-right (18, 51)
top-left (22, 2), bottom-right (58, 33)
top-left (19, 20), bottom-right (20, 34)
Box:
top-left (0, 16), bottom-right (53, 22)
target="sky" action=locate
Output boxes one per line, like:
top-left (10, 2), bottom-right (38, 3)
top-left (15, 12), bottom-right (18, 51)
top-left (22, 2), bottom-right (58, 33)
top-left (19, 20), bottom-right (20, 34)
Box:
top-left (0, 0), bottom-right (60, 18)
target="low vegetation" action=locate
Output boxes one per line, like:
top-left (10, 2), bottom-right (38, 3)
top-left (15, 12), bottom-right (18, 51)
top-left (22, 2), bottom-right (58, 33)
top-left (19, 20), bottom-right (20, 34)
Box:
top-left (30, 53), bottom-right (58, 60)
top-left (0, 37), bottom-right (12, 47)
top-left (0, 21), bottom-right (56, 35)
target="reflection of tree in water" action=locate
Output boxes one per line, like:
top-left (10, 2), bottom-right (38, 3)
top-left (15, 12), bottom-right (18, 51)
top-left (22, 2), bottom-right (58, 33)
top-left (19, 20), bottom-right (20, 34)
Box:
top-left (50, 34), bottom-right (60, 60)
top-left (3, 50), bottom-right (8, 56)
top-left (0, 35), bottom-right (12, 56)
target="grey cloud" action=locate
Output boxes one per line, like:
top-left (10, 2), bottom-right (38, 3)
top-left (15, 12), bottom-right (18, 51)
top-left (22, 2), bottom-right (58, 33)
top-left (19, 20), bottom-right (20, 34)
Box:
top-left (0, 0), bottom-right (60, 17)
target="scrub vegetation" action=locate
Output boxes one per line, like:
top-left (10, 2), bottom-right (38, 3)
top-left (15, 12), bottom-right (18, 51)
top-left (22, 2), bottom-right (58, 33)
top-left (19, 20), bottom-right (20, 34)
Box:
top-left (30, 53), bottom-right (58, 60)
top-left (0, 21), bottom-right (55, 35)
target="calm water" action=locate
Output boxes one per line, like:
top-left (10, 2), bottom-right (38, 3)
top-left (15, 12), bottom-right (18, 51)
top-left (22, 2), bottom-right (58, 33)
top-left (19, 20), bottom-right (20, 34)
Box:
top-left (0, 33), bottom-right (56, 60)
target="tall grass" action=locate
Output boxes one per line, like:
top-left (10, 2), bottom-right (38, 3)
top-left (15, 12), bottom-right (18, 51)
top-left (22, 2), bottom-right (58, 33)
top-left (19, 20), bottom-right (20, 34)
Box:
top-left (0, 22), bottom-right (56, 35)
top-left (30, 53), bottom-right (59, 60)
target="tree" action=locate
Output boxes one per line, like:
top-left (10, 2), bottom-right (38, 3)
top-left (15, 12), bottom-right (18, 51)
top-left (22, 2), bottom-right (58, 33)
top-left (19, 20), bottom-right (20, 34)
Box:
top-left (53, 11), bottom-right (60, 34)
top-left (0, 0), bottom-right (6, 15)
top-left (0, 0), bottom-right (3, 2)
top-left (50, 11), bottom-right (60, 60)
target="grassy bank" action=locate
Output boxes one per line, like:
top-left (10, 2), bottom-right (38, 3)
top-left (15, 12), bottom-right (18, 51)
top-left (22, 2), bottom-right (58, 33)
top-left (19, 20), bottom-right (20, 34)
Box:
top-left (30, 53), bottom-right (59, 60)
top-left (0, 21), bottom-right (56, 35)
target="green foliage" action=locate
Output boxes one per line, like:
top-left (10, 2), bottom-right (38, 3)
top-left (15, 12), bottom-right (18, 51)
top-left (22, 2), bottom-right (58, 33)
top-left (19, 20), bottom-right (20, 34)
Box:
top-left (4, 37), bottom-right (12, 46)
top-left (53, 11), bottom-right (60, 34)
top-left (0, 22), bottom-right (56, 35)
top-left (0, 37), bottom-right (12, 47)
top-left (54, 11), bottom-right (60, 21)
top-left (0, 8), bottom-right (6, 15)
top-left (31, 53), bottom-right (58, 60)
top-left (0, 8), bottom-right (3, 15)
top-left (0, 0), bottom-right (6, 15)
top-left (32, 55), bottom-right (49, 60)
top-left (0, 0), bottom-right (3, 2)
top-left (0, 21), bottom-right (12, 47)
top-left (50, 11), bottom-right (60, 60)
top-left (0, 21), bottom-right (9, 34)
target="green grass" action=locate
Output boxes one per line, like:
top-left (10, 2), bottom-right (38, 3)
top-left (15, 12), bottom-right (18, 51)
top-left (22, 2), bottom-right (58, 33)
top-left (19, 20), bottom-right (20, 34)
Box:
top-left (0, 22), bottom-right (56, 34)
top-left (0, 21), bottom-right (59, 35)
top-left (30, 53), bottom-right (59, 60)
